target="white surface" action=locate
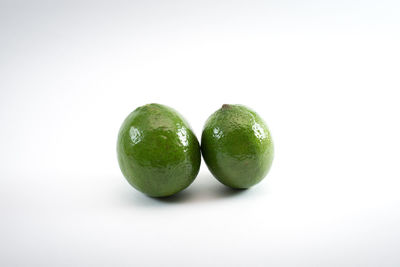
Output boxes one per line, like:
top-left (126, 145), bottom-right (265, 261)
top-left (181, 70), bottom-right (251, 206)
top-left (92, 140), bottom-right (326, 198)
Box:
top-left (1, 0), bottom-right (400, 266)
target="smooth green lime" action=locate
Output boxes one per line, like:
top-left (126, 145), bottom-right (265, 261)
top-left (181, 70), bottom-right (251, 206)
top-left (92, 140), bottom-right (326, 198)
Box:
top-left (201, 104), bottom-right (274, 189)
top-left (117, 103), bottom-right (201, 197)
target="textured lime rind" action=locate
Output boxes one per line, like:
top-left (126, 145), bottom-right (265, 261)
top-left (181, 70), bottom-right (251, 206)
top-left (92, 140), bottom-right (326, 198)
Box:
top-left (117, 104), bottom-right (201, 197)
top-left (201, 104), bottom-right (274, 189)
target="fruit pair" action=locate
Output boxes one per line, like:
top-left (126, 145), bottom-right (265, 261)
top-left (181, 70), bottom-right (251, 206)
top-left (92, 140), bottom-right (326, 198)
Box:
top-left (117, 103), bottom-right (274, 197)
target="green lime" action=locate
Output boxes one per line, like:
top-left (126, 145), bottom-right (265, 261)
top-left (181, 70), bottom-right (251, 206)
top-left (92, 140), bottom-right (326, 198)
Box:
top-left (117, 104), bottom-right (201, 197)
top-left (201, 104), bottom-right (274, 189)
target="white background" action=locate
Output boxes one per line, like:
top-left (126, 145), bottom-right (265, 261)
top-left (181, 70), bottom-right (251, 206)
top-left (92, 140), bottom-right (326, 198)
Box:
top-left (1, 0), bottom-right (400, 266)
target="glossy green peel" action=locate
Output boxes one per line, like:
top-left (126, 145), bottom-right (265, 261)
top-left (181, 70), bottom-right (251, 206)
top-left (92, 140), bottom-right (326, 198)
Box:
top-left (117, 104), bottom-right (201, 197)
top-left (201, 104), bottom-right (274, 189)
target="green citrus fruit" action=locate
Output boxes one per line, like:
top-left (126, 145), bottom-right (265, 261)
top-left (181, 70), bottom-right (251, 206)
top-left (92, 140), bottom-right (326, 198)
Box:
top-left (117, 103), bottom-right (201, 197)
top-left (201, 104), bottom-right (274, 189)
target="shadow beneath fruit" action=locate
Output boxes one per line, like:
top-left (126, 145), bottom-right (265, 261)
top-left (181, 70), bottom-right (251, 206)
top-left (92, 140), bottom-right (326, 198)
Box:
top-left (215, 186), bottom-right (248, 197)
top-left (153, 185), bottom-right (247, 204)
top-left (151, 190), bottom-right (193, 203)
top-left (118, 173), bottom-right (254, 207)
